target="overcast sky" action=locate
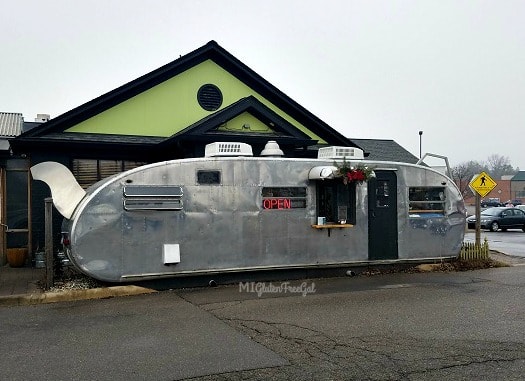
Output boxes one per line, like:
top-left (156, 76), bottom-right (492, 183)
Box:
top-left (1, 0), bottom-right (524, 167)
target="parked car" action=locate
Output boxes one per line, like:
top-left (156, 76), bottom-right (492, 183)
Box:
top-left (466, 207), bottom-right (525, 232)
top-left (502, 199), bottom-right (522, 206)
top-left (480, 198), bottom-right (502, 207)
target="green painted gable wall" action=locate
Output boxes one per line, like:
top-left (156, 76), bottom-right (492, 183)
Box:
top-left (66, 60), bottom-right (325, 143)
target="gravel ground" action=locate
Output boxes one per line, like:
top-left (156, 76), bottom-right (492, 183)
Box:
top-left (47, 270), bottom-right (104, 292)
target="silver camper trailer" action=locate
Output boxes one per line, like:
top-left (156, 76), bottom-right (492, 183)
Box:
top-left (31, 141), bottom-right (466, 282)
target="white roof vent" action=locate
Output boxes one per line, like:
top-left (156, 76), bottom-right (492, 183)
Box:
top-left (205, 142), bottom-right (253, 157)
top-left (317, 146), bottom-right (364, 160)
top-left (260, 140), bottom-right (284, 157)
top-left (35, 114), bottom-right (50, 122)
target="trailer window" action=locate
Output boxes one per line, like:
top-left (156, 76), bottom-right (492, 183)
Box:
top-left (197, 170), bottom-right (221, 185)
top-left (316, 180), bottom-right (356, 224)
top-left (409, 187), bottom-right (446, 216)
top-left (262, 187), bottom-right (307, 209)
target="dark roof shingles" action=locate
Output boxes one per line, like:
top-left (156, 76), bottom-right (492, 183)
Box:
top-left (349, 138), bottom-right (419, 164)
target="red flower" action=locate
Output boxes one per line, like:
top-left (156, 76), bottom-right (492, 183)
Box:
top-left (353, 170), bottom-right (365, 181)
top-left (344, 169), bottom-right (366, 184)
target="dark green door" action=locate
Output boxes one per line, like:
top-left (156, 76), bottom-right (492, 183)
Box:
top-left (368, 170), bottom-right (398, 260)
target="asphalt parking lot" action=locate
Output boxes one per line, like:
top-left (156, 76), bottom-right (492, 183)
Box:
top-left (464, 229), bottom-right (525, 258)
top-left (464, 203), bottom-right (525, 257)
top-left (2, 266), bottom-right (525, 381)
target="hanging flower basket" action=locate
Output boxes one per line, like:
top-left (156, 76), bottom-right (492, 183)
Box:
top-left (334, 159), bottom-right (375, 185)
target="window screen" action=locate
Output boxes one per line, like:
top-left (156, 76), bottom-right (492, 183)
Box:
top-left (72, 159), bottom-right (147, 188)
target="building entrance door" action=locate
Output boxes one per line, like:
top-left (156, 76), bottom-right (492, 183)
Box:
top-left (367, 170), bottom-right (398, 260)
top-left (1, 159), bottom-right (31, 265)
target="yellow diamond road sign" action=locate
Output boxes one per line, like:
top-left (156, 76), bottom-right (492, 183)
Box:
top-left (470, 171), bottom-right (497, 198)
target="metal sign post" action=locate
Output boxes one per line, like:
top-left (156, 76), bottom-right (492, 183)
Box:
top-left (475, 193), bottom-right (481, 247)
top-left (469, 172), bottom-right (497, 248)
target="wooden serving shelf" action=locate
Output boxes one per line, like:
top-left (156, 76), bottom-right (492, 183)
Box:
top-left (311, 223), bottom-right (354, 237)
top-left (311, 224), bottom-right (354, 229)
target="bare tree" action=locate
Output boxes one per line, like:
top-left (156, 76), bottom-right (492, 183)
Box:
top-left (486, 154), bottom-right (515, 179)
top-left (451, 161), bottom-right (484, 197)
top-left (451, 155), bottom-right (518, 199)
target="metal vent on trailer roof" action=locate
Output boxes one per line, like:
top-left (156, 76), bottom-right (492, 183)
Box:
top-left (317, 146), bottom-right (364, 160)
top-left (204, 142), bottom-right (253, 157)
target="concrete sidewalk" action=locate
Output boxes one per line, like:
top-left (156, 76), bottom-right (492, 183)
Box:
top-left (0, 265), bottom-right (44, 297)
top-left (0, 265), bottom-right (155, 307)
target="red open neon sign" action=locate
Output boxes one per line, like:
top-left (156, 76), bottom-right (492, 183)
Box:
top-left (262, 198), bottom-right (291, 209)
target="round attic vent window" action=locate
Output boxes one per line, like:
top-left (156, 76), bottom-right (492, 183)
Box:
top-left (197, 84), bottom-right (223, 111)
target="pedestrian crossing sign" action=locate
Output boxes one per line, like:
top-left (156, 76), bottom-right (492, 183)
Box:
top-left (469, 171), bottom-right (497, 197)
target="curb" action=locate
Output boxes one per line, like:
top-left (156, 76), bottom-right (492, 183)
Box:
top-left (0, 285), bottom-right (156, 307)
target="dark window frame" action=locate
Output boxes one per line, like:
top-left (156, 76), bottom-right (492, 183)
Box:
top-left (316, 180), bottom-right (357, 224)
top-left (408, 186), bottom-right (446, 216)
top-left (197, 170), bottom-right (221, 185)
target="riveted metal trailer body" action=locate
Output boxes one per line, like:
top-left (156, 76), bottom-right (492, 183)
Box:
top-left (32, 147), bottom-right (466, 282)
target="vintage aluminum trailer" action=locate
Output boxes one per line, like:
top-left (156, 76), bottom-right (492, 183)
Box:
top-left (31, 141), bottom-right (466, 282)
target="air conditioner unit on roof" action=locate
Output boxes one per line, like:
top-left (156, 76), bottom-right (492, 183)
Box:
top-left (205, 142), bottom-right (253, 157)
top-left (317, 146), bottom-right (364, 160)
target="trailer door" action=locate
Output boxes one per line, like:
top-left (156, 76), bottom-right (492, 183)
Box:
top-left (368, 170), bottom-right (398, 260)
